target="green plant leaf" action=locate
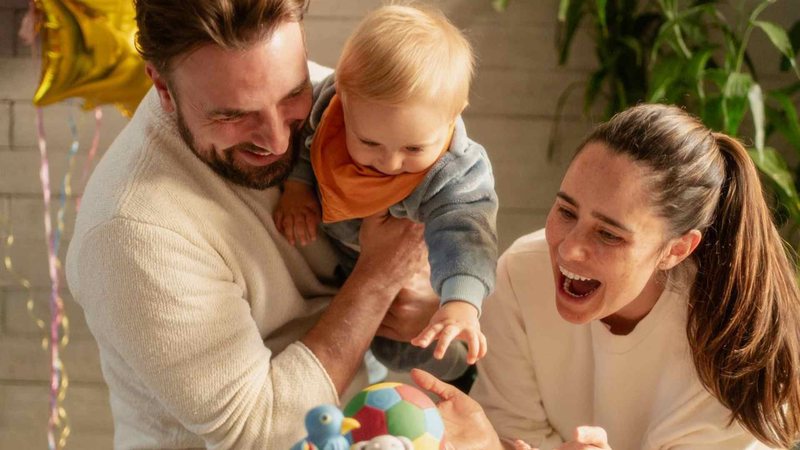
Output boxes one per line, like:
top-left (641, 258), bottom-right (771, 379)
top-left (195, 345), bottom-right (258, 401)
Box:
top-left (650, 18), bottom-right (677, 65)
top-left (620, 36), bottom-right (644, 66)
top-left (747, 83), bottom-right (765, 152)
top-left (557, 0), bottom-right (588, 65)
top-left (585, 69), bottom-right (607, 114)
top-left (685, 48), bottom-right (713, 101)
top-left (705, 68), bottom-right (728, 89)
top-left (648, 55), bottom-right (684, 102)
top-left (548, 81), bottom-right (585, 160)
top-left (766, 89), bottom-right (800, 152)
top-left (703, 95), bottom-right (725, 131)
top-left (749, 147), bottom-right (800, 223)
top-left (780, 20), bottom-right (800, 73)
top-left (558, 0), bottom-right (570, 22)
top-left (492, 0), bottom-right (510, 12)
top-left (723, 72), bottom-right (753, 136)
top-left (753, 20), bottom-right (800, 78)
top-left (595, 0), bottom-right (608, 34)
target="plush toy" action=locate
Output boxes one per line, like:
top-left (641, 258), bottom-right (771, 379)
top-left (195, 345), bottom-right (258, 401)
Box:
top-left (343, 382), bottom-right (446, 450)
top-left (349, 435), bottom-right (414, 449)
top-left (290, 404), bottom-right (361, 450)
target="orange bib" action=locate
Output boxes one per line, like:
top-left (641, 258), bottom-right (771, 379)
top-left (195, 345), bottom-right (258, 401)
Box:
top-left (311, 94), bottom-right (451, 223)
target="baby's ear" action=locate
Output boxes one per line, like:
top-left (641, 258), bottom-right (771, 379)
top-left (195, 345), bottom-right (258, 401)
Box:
top-left (458, 100), bottom-right (469, 115)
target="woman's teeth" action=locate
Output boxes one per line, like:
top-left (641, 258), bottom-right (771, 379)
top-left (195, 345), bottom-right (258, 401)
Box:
top-left (559, 266), bottom-right (599, 298)
top-left (560, 266), bottom-right (592, 281)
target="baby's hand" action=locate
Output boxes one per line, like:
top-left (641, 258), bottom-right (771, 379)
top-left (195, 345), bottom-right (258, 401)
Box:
top-left (273, 180), bottom-right (321, 246)
top-left (411, 301), bottom-right (487, 364)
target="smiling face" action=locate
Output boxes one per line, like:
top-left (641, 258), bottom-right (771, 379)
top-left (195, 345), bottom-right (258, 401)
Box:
top-left (148, 20), bottom-right (312, 190)
top-left (544, 142), bottom-right (677, 332)
top-left (340, 94), bottom-right (454, 175)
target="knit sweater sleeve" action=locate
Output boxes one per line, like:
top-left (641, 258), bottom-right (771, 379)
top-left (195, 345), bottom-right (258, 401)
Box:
top-left (470, 251), bottom-right (563, 449)
top-left (73, 218), bottom-right (338, 449)
top-left (398, 129), bottom-right (498, 311)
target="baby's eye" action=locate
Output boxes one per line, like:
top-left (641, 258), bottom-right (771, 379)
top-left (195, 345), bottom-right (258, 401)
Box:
top-left (360, 139), bottom-right (380, 147)
top-left (405, 146), bottom-right (423, 153)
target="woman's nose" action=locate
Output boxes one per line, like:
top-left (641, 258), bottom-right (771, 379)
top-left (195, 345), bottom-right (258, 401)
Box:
top-left (559, 229), bottom-right (589, 262)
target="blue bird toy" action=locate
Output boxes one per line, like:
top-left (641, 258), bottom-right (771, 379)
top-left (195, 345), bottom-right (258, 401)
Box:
top-left (290, 404), bottom-right (360, 450)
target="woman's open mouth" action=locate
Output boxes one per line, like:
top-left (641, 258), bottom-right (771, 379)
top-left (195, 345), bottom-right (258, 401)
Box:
top-left (559, 266), bottom-right (601, 298)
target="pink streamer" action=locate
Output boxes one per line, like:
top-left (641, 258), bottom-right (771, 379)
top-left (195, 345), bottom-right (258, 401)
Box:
top-left (29, 12), bottom-right (68, 449)
top-left (76, 107), bottom-right (102, 212)
top-left (35, 107), bottom-right (64, 450)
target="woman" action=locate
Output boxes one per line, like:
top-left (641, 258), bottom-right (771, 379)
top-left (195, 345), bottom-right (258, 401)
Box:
top-left (412, 104), bottom-right (800, 449)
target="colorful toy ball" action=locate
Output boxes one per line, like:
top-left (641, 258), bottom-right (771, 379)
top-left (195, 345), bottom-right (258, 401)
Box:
top-left (343, 382), bottom-right (446, 450)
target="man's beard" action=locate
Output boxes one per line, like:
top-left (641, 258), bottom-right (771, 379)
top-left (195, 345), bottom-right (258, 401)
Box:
top-left (175, 107), bottom-right (301, 190)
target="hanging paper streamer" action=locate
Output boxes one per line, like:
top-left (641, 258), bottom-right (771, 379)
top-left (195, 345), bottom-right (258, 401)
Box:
top-left (1, 220), bottom-right (48, 347)
top-left (54, 101), bottom-right (80, 256)
top-left (76, 106), bottom-right (102, 212)
top-left (35, 106), bottom-right (72, 450)
top-left (31, 0), bottom-right (151, 117)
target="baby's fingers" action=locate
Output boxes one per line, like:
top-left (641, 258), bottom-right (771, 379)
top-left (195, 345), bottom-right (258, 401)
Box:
top-left (466, 330), bottom-right (481, 365)
top-left (479, 331), bottom-right (488, 360)
top-left (293, 214), bottom-right (310, 246)
top-left (305, 211), bottom-right (318, 242)
top-left (273, 210), bottom-right (285, 234)
top-left (281, 215), bottom-right (297, 246)
top-left (434, 325), bottom-right (461, 360)
top-left (412, 323), bottom-right (444, 348)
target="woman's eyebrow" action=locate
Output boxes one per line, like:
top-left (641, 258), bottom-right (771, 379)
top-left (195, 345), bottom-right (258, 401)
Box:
top-left (556, 191), bottom-right (632, 233)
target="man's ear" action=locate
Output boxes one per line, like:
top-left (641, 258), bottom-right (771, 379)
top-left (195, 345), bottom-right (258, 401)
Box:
top-left (659, 229), bottom-right (702, 270)
top-left (145, 62), bottom-right (176, 113)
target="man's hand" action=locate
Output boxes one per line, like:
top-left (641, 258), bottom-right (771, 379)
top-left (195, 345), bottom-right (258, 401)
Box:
top-left (356, 211), bottom-right (427, 294)
top-left (377, 264), bottom-right (439, 342)
top-left (302, 212), bottom-right (427, 394)
top-left (273, 180), bottom-right (321, 246)
top-left (411, 369), bottom-right (503, 450)
top-left (412, 301), bottom-right (487, 364)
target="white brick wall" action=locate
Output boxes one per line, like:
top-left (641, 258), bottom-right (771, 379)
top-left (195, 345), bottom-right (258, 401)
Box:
top-left (0, 0), bottom-right (796, 448)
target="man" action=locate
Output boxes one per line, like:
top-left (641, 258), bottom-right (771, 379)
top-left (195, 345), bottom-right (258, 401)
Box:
top-left (65, 0), bottom-right (436, 447)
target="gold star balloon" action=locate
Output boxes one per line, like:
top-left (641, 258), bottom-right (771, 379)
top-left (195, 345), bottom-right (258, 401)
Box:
top-left (32, 0), bottom-right (151, 117)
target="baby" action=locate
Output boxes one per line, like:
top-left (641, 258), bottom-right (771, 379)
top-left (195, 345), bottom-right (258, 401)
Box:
top-left (274, 4), bottom-right (497, 373)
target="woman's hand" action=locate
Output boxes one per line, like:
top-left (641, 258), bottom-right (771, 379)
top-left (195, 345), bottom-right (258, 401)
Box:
top-left (410, 369), bottom-right (503, 450)
top-left (555, 427), bottom-right (611, 450)
top-left (503, 426), bottom-right (610, 450)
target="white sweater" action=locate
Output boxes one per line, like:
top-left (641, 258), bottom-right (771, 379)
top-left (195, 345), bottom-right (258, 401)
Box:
top-left (66, 87), bottom-right (343, 449)
top-left (470, 230), bottom-right (771, 450)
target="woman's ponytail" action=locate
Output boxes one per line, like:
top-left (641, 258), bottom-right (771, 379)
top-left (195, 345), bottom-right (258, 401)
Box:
top-left (687, 134), bottom-right (800, 446)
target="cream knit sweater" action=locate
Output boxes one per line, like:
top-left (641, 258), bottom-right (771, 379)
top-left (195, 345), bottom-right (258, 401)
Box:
top-left (471, 230), bottom-right (771, 450)
top-left (66, 85), bottom-right (343, 449)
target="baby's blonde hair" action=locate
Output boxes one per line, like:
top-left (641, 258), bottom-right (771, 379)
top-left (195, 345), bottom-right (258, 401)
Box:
top-left (336, 3), bottom-right (474, 119)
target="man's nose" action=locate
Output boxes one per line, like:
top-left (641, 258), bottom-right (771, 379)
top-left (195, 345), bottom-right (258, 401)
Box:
top-left (251, 110), bottom-right (291, 155)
